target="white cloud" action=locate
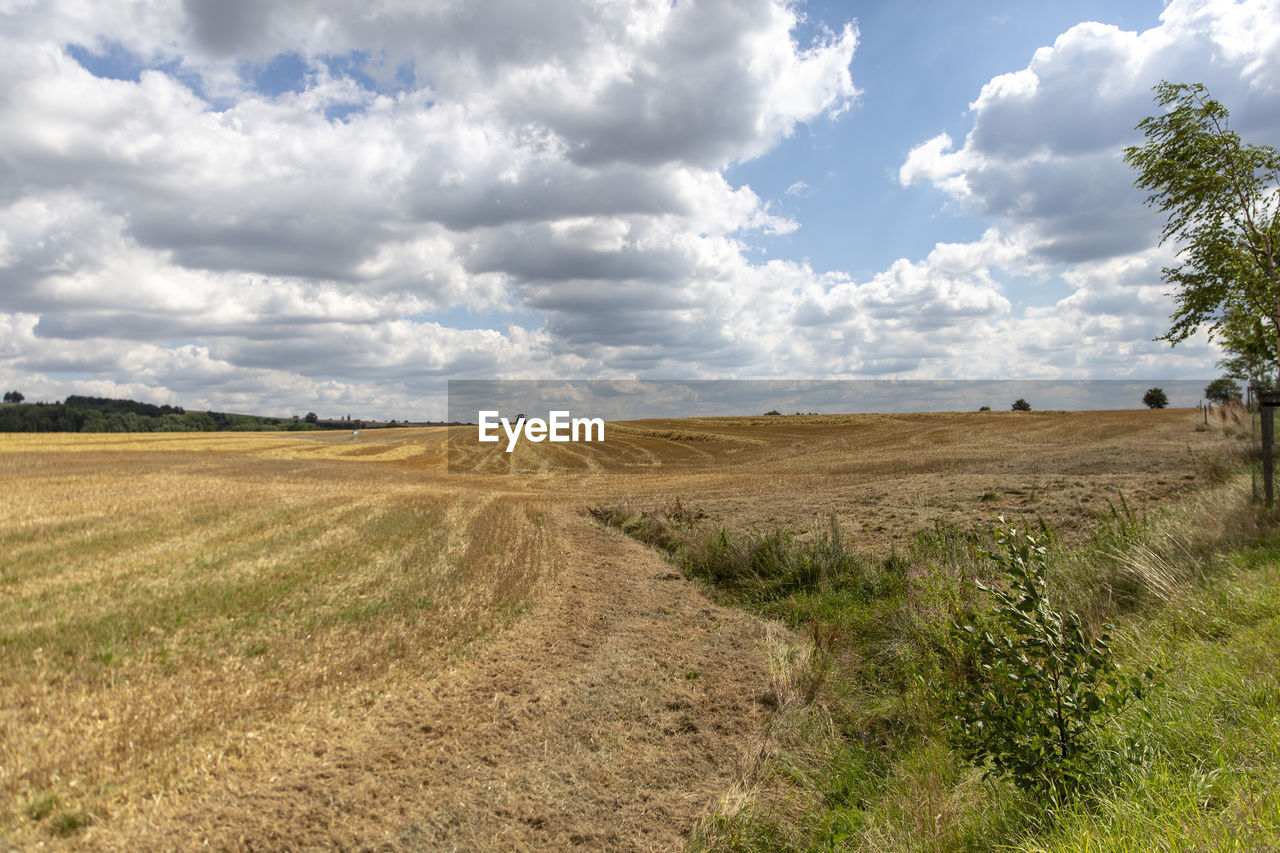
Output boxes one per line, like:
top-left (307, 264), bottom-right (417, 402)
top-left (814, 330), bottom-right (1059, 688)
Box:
top-left (899, 133), bottom-right (972, 199)
top-left (1, 0), bottom-right (1271, 417)
top-left (900, 0), bottom-right (1280, 265)
top-left (0, 0), bottom-right (862, 415)
top-left (889, 0), bottom-right (1280, 380)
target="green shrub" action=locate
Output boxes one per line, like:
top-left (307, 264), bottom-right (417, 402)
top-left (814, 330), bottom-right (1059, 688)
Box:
top-left (948, 519), bottom-right (1153, 801)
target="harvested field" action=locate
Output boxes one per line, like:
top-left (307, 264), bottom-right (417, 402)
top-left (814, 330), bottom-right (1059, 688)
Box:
top-left (454, 408), bottom-right (1247, 552)
top-left (0, 408), bottom-right (1245, 849)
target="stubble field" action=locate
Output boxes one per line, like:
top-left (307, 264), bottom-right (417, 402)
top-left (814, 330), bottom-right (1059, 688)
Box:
top-left (0, 408), bottom-right (1244, 849)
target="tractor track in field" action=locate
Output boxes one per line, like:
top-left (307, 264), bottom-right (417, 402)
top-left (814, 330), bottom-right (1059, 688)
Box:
top-left (85, 506), bottom-right (776, 852)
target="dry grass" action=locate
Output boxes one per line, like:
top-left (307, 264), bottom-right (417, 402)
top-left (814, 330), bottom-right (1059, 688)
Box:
top-left (1060, 472), bottom-right (1270, 627)
top-left (458, 407), bottom-right (1247, 554)
top-left (0, 428), bottom-right (552, 847)
top-left (0, 408), bottom-right (1245, 848)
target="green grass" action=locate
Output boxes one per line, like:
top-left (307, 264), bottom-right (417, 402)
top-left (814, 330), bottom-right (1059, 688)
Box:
top-left (50, 812), bottom-right (90, 837)
top-left (25, 794), bottom-right (56, 822)
top-left (1030, 543), bottom-right (1280, 852)
top-left (594, 478), bottom-right (1280, 851)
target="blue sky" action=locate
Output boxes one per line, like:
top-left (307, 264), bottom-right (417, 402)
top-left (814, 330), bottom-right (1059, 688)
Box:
top-left (733, 0), bottom-right (1164, 276)
top-left (1, 0), bottom-right (1277, 419)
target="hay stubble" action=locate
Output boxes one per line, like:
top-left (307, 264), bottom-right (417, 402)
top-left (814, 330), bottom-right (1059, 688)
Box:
top-left (0, 410), bottom-right (1239, 848)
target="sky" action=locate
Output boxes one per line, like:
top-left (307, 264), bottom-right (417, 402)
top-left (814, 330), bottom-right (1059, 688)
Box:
top-left (445, 380), bottom-right (1215, 421)
top-left (1, 0), bottom-right (1279, 420)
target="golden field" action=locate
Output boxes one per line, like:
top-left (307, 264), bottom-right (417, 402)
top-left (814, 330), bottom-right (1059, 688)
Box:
top-left (0, 409), bottom-right (1246, 849)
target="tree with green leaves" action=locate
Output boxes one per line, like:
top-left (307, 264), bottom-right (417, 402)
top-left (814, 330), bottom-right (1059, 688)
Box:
top-left (1216, 304), bottom-right (1277, 391)
top-left (1012, 398), bottom-right (1031, 411)
top-left (1204, 377), bottom-right (1242, 404)
top-left (1123, 82), bottom-right (1280, 372)
top-left (1143, 387), bottom-right (1169, 409)
top-left (3, 391), bottom-right (23, 403)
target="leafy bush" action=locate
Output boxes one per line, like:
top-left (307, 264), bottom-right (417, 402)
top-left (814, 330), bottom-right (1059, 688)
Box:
top-left (948, 519), bottom-right (1153, 801)
top-left (1012, 398), bottom-right (1032, 411)
top-left (1204, 377), bottom-right (1241, 404)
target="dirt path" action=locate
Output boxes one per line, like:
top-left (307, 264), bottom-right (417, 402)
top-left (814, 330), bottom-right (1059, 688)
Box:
top-left (97, 506), bottom-right (774, 851)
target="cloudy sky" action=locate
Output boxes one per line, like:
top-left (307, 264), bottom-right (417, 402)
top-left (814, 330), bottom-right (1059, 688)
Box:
top-left (2, 0), bottom-right (1278, 419)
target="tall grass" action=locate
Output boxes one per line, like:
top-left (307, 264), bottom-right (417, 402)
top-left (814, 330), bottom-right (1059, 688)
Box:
top-left (1055, 480), bottom-right (1268, 626)
top-left (593, 474), bottom-right (1278, 851)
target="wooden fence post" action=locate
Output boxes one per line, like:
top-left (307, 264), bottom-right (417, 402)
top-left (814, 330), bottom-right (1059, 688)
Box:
top-left (1260, 392), bottom-right (1280, 507)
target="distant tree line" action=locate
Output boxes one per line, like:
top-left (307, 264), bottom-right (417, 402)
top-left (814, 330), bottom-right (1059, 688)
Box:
top-left (0, 395), bottom-right (324, 433)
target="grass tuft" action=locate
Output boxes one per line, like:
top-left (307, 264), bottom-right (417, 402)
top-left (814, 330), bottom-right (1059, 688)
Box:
top-left (51, 811), bottom-right (90, 836)
top-left (26, 794), bottom-right (57, 822)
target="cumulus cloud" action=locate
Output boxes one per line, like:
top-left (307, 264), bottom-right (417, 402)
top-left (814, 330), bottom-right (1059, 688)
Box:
top-left (0, 0), bottom-right (1270, 418)
top-left (900, 0), bottom-right (1280, 265)
top-left (0, 0), bottom-right (863, 415)
top-left (892, 0), bottom-right (1280, 380)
